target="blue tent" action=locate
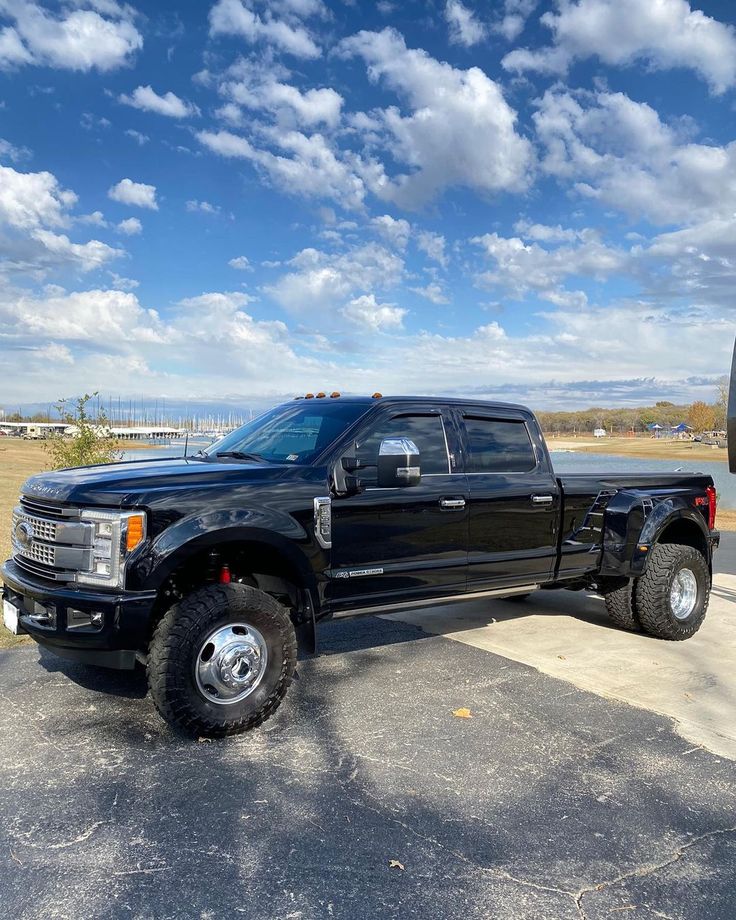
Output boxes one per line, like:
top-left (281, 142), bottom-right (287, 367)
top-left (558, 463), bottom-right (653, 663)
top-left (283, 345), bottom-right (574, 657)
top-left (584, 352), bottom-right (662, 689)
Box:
top-left (671, 423), bottom-right (692, 433)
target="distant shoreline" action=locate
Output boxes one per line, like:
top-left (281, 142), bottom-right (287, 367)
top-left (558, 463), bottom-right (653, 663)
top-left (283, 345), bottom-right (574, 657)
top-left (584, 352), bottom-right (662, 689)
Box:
top-left (545, 437), bottom-right (728, 464)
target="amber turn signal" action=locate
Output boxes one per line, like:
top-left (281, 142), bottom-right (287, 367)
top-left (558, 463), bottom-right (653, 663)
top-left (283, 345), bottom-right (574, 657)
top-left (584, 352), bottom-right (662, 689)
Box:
top-left (126, 513), bottom-right (146, 552)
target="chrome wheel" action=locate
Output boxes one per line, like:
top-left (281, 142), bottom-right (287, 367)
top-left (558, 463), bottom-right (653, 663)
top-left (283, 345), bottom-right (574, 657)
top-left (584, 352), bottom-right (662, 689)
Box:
top-left (195, 622), bottom-right (268, 705)
top-left (670, 568), bottom-right (698, 621)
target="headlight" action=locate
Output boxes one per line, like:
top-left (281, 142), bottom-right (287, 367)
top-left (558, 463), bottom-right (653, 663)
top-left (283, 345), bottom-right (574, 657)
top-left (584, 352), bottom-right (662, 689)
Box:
top-left (77, 509), bottom-right (146, 588)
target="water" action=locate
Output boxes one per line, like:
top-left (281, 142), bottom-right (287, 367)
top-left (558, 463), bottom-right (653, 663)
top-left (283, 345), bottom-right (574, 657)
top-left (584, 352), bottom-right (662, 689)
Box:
top-left (550, 451), bottom-right (734, 508)
top-left (121, 445), bottom-right (735, 509)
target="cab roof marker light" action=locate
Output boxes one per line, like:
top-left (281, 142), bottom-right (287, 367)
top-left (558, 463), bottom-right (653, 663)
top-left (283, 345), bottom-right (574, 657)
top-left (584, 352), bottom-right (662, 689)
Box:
top-left (372, 392), bottom-right (383, 399)
top-left (330, 392), bottom-right (341, 398)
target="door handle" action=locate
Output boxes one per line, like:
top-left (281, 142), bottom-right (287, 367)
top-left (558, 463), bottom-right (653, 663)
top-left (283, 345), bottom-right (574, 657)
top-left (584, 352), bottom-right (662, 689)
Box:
top-left (531, 494), bottom-right (554, 505)
top-left (440, 498), bottom-right (466, 510)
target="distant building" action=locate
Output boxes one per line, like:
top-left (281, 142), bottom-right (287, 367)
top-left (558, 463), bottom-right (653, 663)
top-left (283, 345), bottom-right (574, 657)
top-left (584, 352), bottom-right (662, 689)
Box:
top-left (593, 428), bottom-right (606, 438)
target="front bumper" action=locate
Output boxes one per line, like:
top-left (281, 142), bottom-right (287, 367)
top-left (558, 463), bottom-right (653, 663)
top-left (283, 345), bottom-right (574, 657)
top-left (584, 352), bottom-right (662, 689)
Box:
top-left (2, 558), bottom-right (157, 669)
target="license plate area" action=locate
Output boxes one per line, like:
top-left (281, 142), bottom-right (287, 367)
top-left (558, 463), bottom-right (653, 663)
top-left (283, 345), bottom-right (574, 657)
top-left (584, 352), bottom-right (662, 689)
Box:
top-left (3, 599), bottom-right (20, 635)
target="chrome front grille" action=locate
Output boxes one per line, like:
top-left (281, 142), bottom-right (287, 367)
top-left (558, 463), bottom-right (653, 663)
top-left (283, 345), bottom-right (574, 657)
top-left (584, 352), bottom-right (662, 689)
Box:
top-left (11, 499), bottom-right (92, 581)
top-left (12, 509), bottom-right (57, 542)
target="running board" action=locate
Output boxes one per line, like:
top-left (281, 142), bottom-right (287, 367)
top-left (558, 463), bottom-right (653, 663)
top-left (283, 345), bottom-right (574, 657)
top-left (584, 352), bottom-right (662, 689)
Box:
top-left (332, 584), bottom-right (540, 619)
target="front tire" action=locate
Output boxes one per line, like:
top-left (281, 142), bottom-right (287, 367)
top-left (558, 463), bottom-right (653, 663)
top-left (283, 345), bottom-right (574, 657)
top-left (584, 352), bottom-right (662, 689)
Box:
top-left (635, 544), bottom-right (710, 640)
top-left (148, 584), bottom-right (297, 737)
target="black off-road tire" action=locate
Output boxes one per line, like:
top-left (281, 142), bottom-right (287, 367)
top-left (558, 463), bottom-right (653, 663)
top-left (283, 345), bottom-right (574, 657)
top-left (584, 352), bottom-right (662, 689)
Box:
top-left (635, 544), bottom-right (710, 640)
top-left (604, 580), bottom-right (640, 632)
top-left (148, 583), bottom-right (297, 737)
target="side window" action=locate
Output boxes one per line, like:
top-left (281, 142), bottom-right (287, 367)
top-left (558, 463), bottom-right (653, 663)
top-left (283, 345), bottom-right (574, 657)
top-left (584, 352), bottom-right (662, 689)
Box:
top-left (464, 417), bottom-right (536, 473)
top-left (356, 414), bottom-right (450, 483)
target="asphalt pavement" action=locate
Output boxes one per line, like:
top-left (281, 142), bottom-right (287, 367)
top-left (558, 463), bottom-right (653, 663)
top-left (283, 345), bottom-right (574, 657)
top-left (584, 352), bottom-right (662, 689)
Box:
top-left (0, 536), bottom-right (734, 919)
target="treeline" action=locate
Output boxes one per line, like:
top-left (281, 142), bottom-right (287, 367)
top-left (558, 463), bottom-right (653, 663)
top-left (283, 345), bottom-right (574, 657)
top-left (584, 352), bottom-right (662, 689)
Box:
top-left (537, 396), bottom-right (726, 436)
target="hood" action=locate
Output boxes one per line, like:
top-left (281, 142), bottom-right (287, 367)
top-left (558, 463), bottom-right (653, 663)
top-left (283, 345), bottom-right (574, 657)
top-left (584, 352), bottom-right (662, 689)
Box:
top-left (21, 456), bottom-right (297, 507)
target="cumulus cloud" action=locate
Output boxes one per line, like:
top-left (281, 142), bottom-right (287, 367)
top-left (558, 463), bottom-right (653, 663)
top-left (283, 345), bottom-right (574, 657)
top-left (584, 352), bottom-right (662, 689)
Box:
top-left (416, 230), bottom-right (448, 268)
top-left (0, 163), bottom-right (76, 229)
top-left (473, 228), bottom-right (626, 298)
top-left (503, 0), bottom-right (736, 94)
top-left (197, 128), bottom-right (367, 210)
top-left (370, 214), bottom-right (410, 250)
top-left (410, 282), bottom-right (450, 304)
top-left (533, 87), bottom-right (736, 224)
top-left (339, 28), bottom-right (533, 209)
top-left (228, 255), bottom-right (252, 270)
top-left (341, 293), bottom-right (406, 331)
top-left (0, 0), bottom-right (143, 72)
top-left (119, 85), bottom-right (199, 118)
top-left (209, 0), bottom-right (320, 59)
top-left (116, 216), bottom-right (141, 235)
top-left (495, 0), bottom-right (538, 41)
top-left (264, 241), bottom-right (403, 313)
top-left (186, 199), bottom-right (220, 215)
top-left (444, 0), bottom-right (487, 47)
top-left (216, 59), bottom-right (342, 129)
top-left (108, 177), bottom-right (158, 210)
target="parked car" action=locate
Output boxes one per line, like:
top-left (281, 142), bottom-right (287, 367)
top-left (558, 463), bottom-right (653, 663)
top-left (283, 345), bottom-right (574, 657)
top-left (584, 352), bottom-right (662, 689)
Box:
top-left (3, 395), bottom-right (719, 736)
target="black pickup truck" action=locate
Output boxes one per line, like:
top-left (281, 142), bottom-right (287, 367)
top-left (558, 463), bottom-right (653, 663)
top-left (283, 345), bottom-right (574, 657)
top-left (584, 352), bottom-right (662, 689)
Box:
top-left (2, 395), bottom-right (719, 736)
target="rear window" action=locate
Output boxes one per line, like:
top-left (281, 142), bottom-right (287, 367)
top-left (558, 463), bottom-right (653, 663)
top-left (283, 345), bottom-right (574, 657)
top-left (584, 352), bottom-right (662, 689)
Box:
top-left (464, 417), bottom-right (536, 473)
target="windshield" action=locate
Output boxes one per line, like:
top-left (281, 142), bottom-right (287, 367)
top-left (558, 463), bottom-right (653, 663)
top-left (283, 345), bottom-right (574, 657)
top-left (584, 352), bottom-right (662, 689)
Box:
top-left (204, 401), bottom-right (370, 465)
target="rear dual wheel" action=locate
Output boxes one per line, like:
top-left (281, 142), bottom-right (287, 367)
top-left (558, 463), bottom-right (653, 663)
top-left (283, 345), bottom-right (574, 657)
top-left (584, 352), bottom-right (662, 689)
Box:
top-left (604, 543), bottom-right (709, 640)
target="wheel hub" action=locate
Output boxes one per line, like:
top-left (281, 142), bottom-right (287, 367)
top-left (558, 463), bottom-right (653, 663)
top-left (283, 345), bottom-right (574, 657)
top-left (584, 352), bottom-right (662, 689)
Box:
top-left (195, 623), bottom-right (268, 705)
top-left (670, 568), bottom-right (698, 621)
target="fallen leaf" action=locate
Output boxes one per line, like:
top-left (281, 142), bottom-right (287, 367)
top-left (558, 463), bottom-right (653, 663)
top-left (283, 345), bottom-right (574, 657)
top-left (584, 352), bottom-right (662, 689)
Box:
top-left (557, 655), bottom-right (566, 660)
top-left (389, 859), bottom-right (405, 871)
top-left (197, 737), bottom-right (213, 743)
top-left (452, 708), bottom-right (473, 719)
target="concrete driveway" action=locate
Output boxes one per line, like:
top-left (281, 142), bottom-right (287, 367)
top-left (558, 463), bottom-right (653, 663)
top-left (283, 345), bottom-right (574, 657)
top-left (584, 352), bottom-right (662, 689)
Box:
top-left (0, 537), bottom-right (734, 919)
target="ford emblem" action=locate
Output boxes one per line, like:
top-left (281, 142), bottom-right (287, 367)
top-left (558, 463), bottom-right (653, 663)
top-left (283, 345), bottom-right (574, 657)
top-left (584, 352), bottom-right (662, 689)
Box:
top-left (15, 520), bottom-right (34, 547)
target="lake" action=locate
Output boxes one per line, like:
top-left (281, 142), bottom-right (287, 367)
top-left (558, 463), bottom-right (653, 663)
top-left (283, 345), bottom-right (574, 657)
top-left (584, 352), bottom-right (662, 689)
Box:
top-left (121, 445), bottom-right (735, 509)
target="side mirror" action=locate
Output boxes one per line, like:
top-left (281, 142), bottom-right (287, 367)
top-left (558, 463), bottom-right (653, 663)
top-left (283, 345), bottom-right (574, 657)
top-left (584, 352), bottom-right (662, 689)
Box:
top-left (377, 438), bottom-right (421, 487)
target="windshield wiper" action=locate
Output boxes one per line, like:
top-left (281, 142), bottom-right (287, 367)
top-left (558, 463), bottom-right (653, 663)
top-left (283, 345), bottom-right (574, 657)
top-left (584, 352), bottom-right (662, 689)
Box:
top-left (213, 451), bottom-right (266, 462)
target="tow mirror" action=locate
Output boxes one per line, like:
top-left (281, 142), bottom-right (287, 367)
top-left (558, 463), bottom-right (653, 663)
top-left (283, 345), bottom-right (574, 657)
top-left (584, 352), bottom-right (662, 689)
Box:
top-left (377, 438), bottom-right (421, 487)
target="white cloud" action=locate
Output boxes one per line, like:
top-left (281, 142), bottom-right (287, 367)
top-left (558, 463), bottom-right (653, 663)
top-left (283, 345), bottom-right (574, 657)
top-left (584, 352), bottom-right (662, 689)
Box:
top-left (341, 293), bottom-right (406, 331)
top-left (29, 229), bottom-right (122, 271)
top-left (209, 0), bottom-right (320, 59)
top-left (444, 0), bottom-right (487, 47)
top-left (0, 0), bottom-right (142, 72)
top-left (265, 241), bottom-right (403, 313)
top-left (228, 255), bottom-right (252, 270)
top-left (223, 76), bottom-right (342, 128)
top-left (0, 163), bottom-right (76, 229)
top-left (197, 128), bottom-right (367, 210)
top-left (495, 0), bottom-right (538, 41)
top-left (410, 282), bottom-right (450, 304)
top-left (108, 177), bottom-right (158, 210)
top-left (116, 216), bottom-right (141, 235)
top-left (125, 128), bottom-right (149, 145)
top-left (0, 135), bottom-right (30, 161)
top-left (503, 0), bottom-right (736, 94)
top-left (533, 87), bottom-right (736, 225)
top-left (473, 228), bottom-right (626, 297)
top-left (339, 28), bottom-right (533, 209)
top-left (416, 230), bottom-right (448, 268)
top-left (186, 199), bottom-right (220, 215)
top-left (119, 85), bottom-right (199, 118)
top-left (370, 214), bottom-right (410, 250)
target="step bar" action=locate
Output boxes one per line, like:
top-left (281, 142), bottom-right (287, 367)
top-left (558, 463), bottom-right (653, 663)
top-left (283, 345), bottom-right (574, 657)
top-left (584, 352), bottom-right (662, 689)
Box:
top-left (332, 583), bottom-right (540, 619)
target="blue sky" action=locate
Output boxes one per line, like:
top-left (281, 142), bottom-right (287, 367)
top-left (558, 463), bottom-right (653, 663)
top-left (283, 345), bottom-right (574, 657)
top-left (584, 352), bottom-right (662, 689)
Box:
top-left (1, 0), bottom-right (735, 413)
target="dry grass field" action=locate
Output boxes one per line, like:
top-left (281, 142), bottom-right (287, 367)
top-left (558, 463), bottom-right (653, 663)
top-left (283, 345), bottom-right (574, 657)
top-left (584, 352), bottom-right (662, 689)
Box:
top-left (546, 435), bottom-right (727, 464)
